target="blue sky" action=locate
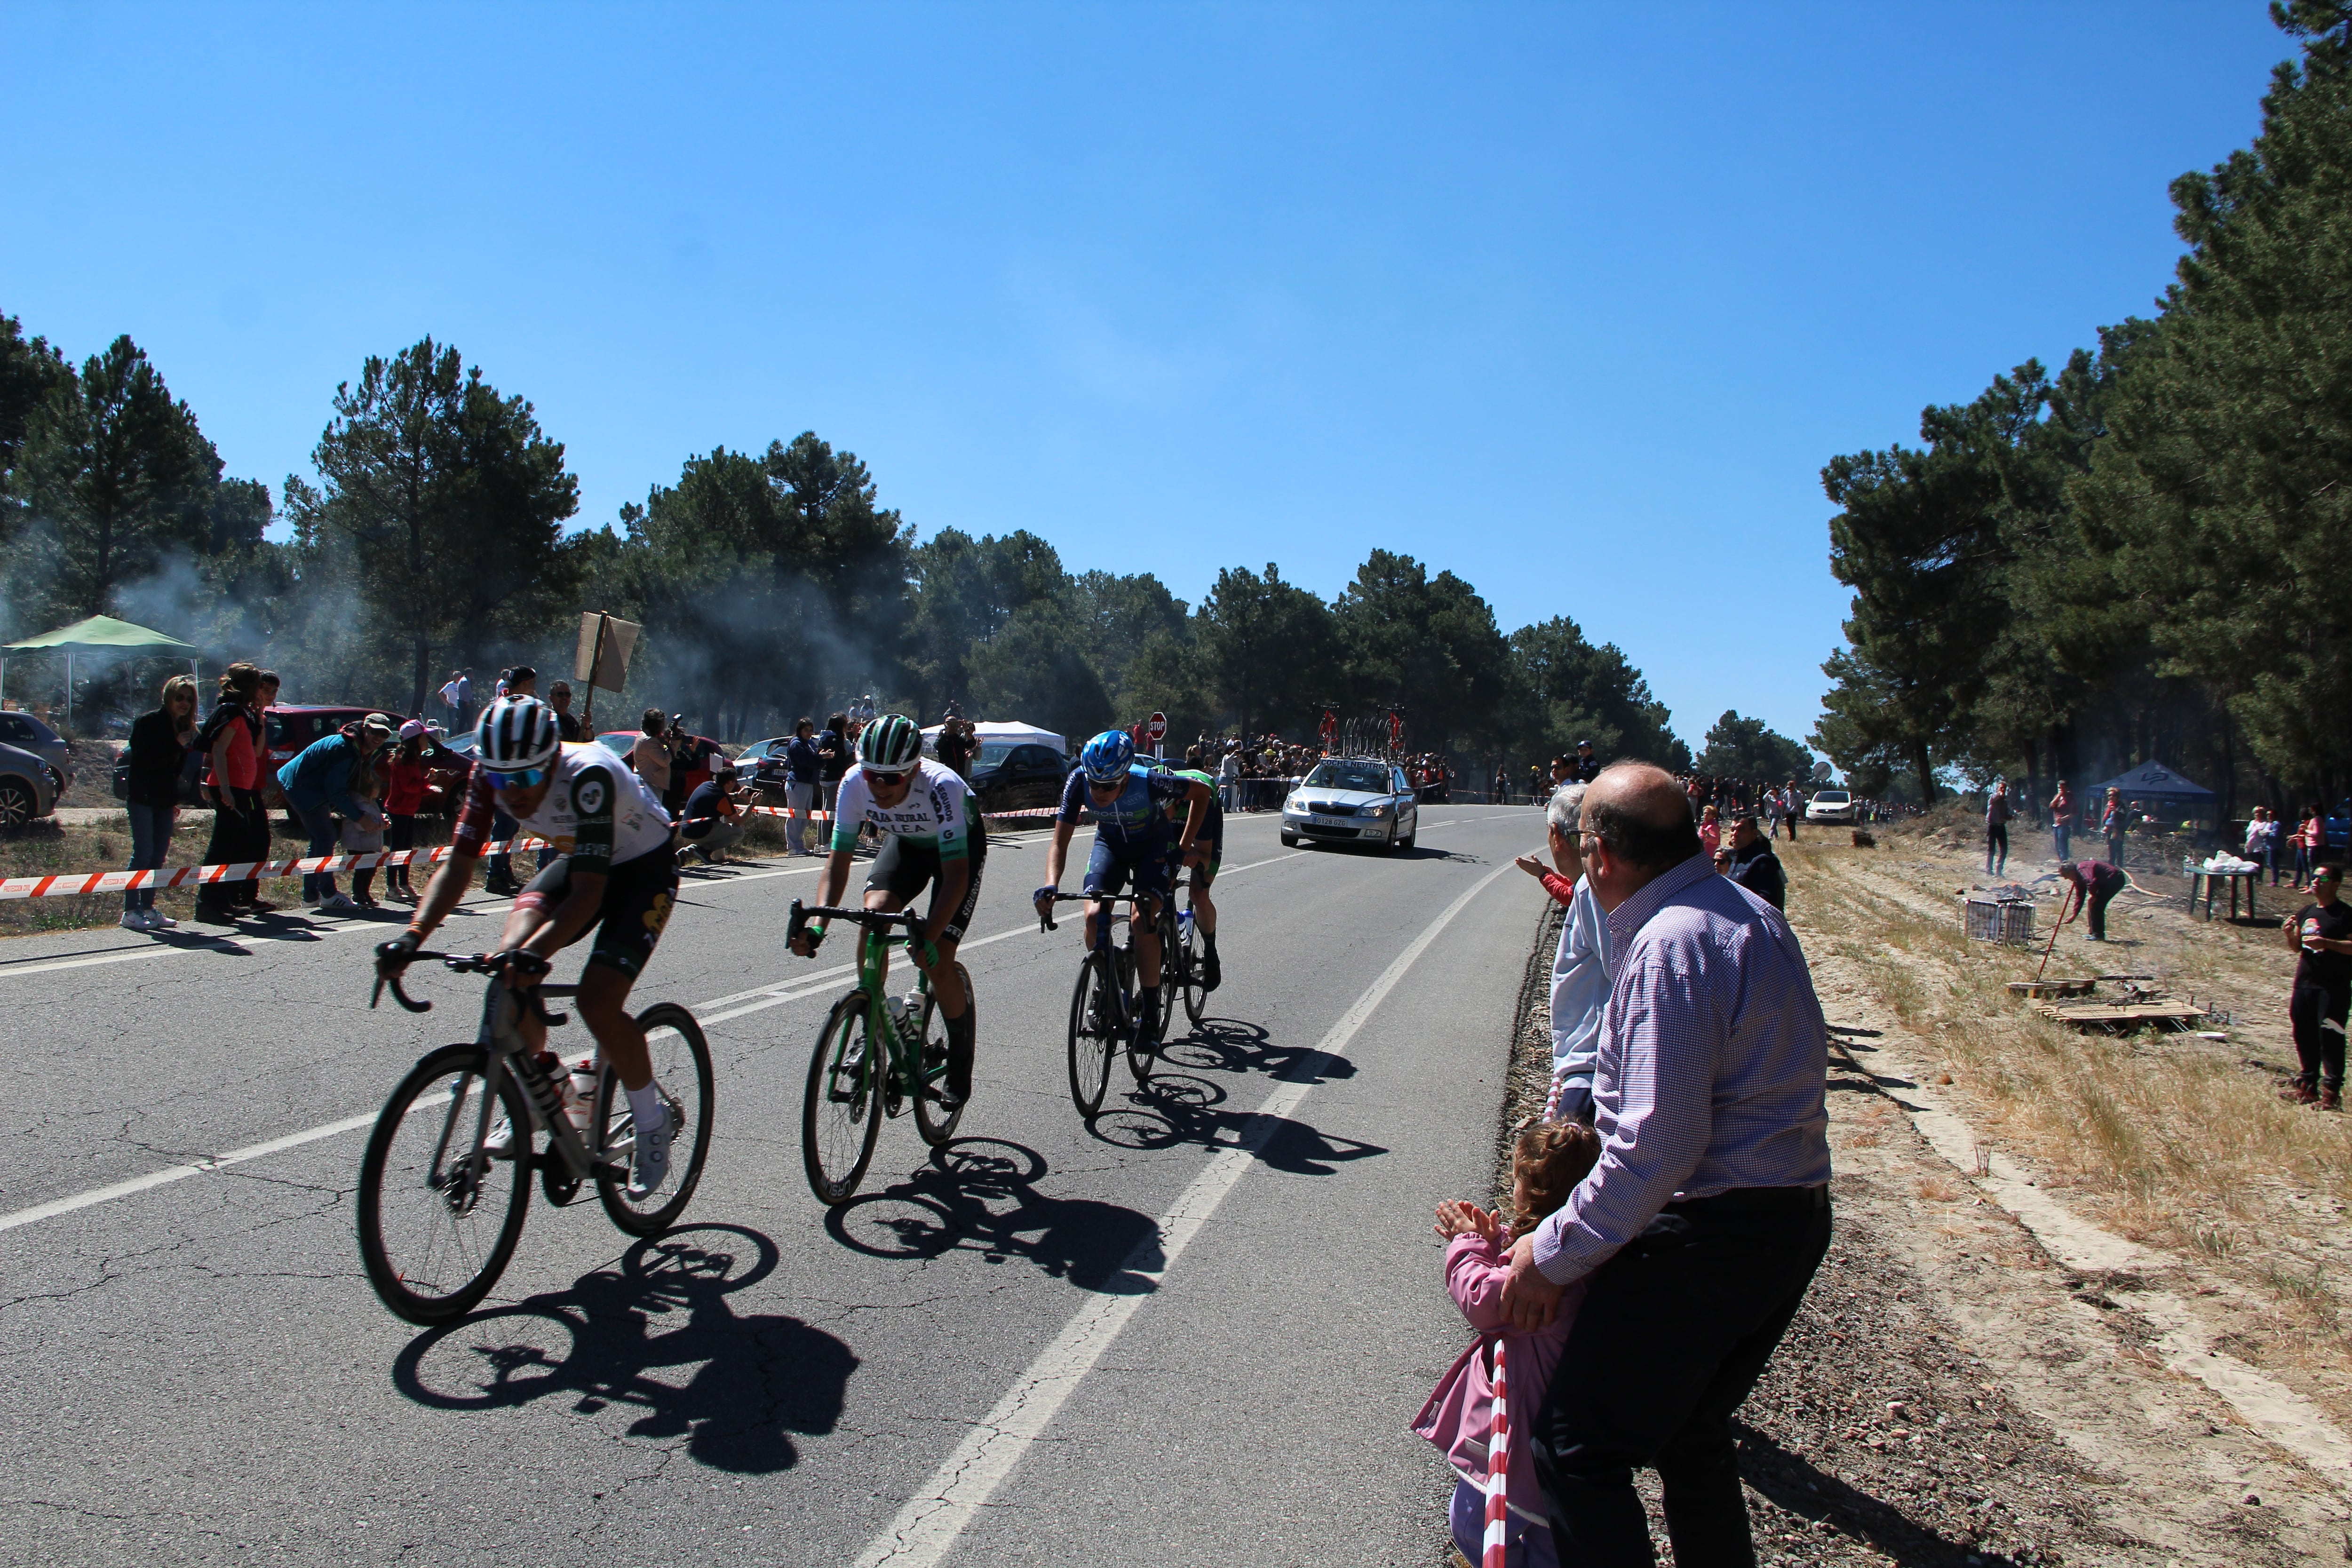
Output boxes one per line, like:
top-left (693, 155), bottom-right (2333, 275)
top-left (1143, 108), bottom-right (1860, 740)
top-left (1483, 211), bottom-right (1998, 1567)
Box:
top-left (0, 3), bottom-right (2295, 752)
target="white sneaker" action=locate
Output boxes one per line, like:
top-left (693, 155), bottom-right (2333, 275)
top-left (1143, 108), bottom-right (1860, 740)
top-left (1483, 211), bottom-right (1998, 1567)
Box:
top-left (627, 1104), bottom-right (674, 1200)
top-left (320, 892), bottom-right (360, 913)
top-left (148, 911), bottom-right (177, 929)
top-left (119, 910), bottom-right (154, 931)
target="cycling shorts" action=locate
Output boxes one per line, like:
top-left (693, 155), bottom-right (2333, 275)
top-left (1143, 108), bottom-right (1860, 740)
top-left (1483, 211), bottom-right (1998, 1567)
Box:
top-left (512, 847), bottom-right (679, 981)
top-left (1087, 835), bottom-right (1171, 905)
top-left (866, 833), bottom-right (986, 943)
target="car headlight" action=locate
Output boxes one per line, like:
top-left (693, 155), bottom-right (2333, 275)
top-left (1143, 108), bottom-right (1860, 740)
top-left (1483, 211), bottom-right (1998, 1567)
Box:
top-left (1285, 796), bottom-right (1307, 814)
top-left (1363, 801), bottom-right (1394, 818)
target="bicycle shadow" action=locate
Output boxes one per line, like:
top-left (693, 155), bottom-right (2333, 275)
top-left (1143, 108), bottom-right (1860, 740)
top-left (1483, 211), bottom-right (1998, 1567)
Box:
top-left (1157, 1017), bottom-right (1358, 1086)
top-left (823, 1138), bottom-right (1162, 1293)
top-left (390, 1224), bottom-right (851, 1473)
top-left (1091, 1070), bottom-right (1389, 1176)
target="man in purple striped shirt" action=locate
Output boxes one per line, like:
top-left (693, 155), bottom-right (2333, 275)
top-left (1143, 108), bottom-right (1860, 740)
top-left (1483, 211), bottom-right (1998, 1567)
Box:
top-left (1502, 763), bottom-right (1832, 1566)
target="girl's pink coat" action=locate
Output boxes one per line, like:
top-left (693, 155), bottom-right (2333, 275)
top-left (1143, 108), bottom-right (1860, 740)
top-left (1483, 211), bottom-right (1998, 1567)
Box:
top-left (1412, 1226), bottom-right (1584, 1526)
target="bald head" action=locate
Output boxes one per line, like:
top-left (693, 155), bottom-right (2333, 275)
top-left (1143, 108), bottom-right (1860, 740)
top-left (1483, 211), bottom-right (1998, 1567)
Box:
top-left (1582, 763), bottom-right (1703, 880)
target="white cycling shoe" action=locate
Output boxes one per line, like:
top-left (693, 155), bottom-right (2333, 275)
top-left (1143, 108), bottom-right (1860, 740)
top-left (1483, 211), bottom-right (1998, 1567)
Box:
top-left (627, 1105), bottom-right (674, 1200)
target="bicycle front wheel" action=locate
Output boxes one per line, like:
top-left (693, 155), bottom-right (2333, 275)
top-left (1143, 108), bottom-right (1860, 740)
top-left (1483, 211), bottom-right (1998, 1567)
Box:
top-left (357, 1043), bottom-right (532, 1326)
top-left (594, 1002), bottom-right (716, 1236)
top-left (1066, 954), bottom-right (1117, 1118)
top-left (913, 963), bottom-right (973, 1147)
top-left (804, 993), bottom-right (882, 1203)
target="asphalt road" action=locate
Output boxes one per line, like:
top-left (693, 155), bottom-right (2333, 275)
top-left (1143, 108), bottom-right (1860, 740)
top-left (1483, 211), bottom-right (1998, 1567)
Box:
top-left (0, 804), bottom-right (1545, 1567)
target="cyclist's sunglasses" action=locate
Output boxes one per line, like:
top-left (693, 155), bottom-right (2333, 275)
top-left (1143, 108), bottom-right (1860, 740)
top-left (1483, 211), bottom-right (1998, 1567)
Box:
top-left (485, 764), bottom-right (549, 789)
top-left (860, 766), bottom-right (915, 787)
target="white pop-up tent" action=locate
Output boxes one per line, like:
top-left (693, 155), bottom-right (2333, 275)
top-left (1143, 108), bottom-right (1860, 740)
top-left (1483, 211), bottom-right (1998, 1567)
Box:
top-left (920, 720), bottom-right (1066, 755)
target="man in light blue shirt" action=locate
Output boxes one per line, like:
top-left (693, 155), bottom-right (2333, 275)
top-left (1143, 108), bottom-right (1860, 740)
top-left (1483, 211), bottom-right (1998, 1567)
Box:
top-left (1519, 781), bottom-right (1613, 1122)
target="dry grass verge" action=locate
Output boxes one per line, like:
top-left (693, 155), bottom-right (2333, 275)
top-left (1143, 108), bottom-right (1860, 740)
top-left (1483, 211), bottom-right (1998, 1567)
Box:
top-left (1787, 820), bottom-right (2352, 1419)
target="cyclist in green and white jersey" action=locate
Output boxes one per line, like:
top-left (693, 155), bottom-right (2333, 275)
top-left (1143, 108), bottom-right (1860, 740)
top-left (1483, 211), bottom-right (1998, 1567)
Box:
top-left (1160, 765), bottom-right (1224, 990)
top-left (788, 714), bottom-right (984, 1106)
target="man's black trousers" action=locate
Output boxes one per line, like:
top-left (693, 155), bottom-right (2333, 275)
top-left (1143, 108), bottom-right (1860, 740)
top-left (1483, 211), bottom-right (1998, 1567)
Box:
top-left (2290, 976), bottom-right (2349, 1092)
top-left (1529, 1194), bottom-right (1832, 1568)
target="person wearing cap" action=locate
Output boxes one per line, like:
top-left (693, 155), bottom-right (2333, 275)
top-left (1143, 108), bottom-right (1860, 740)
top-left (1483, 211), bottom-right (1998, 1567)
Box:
top-left (382, 720), bottom-right (433, 902)
top-left (678, 758), bottom-right (753, 866)
top-left (278, 712), bottom-right (395, 910)
top-left (1573, 739), bottom-right (1600, 783)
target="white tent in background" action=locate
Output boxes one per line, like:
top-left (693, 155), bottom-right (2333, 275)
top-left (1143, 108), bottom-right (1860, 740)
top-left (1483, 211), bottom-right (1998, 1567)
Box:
top-left (919, 720), bottom-right (1065, 756)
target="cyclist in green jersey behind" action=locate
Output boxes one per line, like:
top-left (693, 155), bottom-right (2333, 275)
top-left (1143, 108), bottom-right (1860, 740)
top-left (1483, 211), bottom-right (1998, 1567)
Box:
top-left (1160, 764), bottom-right (1224, 990)
top-left (788, 714), bottom-right (984, 1108)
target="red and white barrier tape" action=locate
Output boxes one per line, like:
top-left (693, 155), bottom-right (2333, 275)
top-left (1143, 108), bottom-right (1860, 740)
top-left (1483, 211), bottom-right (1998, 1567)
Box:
top-left (2, 804), bottom-right (1069, 900)
top-left (1482, 1338), bottom-right (1510, 1568)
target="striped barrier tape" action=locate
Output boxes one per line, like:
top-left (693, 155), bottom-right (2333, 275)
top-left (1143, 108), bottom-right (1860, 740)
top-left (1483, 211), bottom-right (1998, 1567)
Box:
top-left (1, 804), bottom-right (1071, 900)
top-left (1482, 1337), bottom-right (1510, 1568)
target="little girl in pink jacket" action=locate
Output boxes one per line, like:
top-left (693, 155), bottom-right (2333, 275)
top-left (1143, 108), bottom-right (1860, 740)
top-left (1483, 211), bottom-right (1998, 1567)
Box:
top-left (1414, 1120), bottom-right (1602, 1568)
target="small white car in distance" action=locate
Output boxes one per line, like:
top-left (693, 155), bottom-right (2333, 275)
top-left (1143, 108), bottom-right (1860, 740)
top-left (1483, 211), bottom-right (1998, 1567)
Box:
top-left (1804, 788), bottom-right (1855, 824)
top-left (1282, 759), bottom-right (1419, 851)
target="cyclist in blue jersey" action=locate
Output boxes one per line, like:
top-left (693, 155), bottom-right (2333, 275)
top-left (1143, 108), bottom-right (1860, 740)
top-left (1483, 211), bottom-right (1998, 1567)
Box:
top-left (1035, 730), bottom-right (1211, 1040)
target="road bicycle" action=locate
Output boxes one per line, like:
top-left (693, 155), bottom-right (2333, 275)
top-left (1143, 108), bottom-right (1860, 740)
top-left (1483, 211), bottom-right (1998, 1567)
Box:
top-left (1164, 883), bottom-right (1208, 1030)
top-left (358, 951), bottom-right (716, 1325)
top-left (1045, 890), bottom-right (1172, 1115)
top-left (789, 899), bottom-right (974, 1204)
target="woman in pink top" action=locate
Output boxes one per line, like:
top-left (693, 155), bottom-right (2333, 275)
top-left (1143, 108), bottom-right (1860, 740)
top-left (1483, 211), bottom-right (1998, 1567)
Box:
top-left (1416, 1121), bottom-right (1602, 1568)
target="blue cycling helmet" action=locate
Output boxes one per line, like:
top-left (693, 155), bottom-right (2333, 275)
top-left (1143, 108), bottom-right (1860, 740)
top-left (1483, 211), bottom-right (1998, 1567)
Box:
top-left (1080, 729), bottom-right (1135, 784)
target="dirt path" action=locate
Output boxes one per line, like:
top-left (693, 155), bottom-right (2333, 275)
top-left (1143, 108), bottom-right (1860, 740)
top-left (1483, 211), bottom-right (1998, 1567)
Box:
top-left (1487, 834), bottom-right (2352, 1564)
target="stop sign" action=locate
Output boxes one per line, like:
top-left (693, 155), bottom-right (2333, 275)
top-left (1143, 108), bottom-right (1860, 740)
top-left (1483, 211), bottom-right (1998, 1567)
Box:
top-left (1146, 712), bottom-right (1167, 740)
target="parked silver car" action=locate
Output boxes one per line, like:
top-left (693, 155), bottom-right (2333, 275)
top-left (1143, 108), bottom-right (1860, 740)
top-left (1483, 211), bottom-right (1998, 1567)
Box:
top-left (1280, 758), bottom-right (1420, 852)
top-left (0, 739), bottom-right (60, 827)
top-left (0, 710), bottom-right (72, 794)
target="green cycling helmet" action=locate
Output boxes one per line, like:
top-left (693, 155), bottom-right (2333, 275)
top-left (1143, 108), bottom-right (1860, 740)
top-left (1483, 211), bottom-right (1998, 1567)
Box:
top-left (858, 712), bottom-right (925, 775)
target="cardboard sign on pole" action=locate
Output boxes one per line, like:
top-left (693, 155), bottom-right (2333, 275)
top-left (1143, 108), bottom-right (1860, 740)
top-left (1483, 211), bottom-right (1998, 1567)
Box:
top-left (573, 612), bottom-right (641, 729)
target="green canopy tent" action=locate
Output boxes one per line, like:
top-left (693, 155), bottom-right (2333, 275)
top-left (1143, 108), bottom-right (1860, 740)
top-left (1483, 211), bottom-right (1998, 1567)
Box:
top-left (1, 615), bottom-right (202, 731)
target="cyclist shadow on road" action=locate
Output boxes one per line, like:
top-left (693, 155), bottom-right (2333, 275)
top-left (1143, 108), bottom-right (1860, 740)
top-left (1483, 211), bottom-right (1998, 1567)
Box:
top-left (824, 1138), bottom-right (1163, 1295)
top-left (391, 1223), bottom-right (853, 1474)
top-left (1158, 1017), bottom-right (1357, 1086)
top-left (1090, 1071), bottom-right (1389, 1178)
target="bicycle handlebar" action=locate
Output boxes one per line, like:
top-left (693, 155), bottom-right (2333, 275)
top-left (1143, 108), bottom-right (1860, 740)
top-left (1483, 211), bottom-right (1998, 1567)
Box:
top-left (369, 947), bottom-right (568, 1027)
top-left (1037, 889), bottom-right (1146, 933)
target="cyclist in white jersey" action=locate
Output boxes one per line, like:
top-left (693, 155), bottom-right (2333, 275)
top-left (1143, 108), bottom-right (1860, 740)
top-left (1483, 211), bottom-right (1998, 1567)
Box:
top-left (789, 714), bottom-right (984, 1107)
top-left (376, 697), bottom-right (682, 1196)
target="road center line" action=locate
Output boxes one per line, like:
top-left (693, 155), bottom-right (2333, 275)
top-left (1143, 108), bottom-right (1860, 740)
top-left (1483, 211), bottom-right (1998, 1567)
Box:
top-left (850, 857), bottom-right (1515, 1568)
top-left (0, 839), bottom-right (1318, 1236)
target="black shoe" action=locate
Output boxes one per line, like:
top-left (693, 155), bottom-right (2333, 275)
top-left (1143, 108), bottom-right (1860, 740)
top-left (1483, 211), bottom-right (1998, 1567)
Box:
top-left (484, 876), bottom-right (524, 897)
top-left (193, 904), bottom-right (240, 925)
top-left (1202, 948), bottom-right (1222, 992)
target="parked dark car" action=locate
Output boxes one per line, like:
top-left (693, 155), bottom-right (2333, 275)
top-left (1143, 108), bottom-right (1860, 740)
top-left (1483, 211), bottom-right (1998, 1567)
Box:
top-left (731, 736), bottom-right (795, 800)
top-left (0, 740), bottom-right (61, 827)
top-left (966, 741), bottom-right (1069, 815)
top-left (0, 710), bottom-right (73, 793)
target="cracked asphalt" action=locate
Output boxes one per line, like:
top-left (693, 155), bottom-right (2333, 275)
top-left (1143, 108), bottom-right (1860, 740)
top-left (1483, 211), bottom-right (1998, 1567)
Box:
top-left (0, 805), bottom-right (1541, 1566)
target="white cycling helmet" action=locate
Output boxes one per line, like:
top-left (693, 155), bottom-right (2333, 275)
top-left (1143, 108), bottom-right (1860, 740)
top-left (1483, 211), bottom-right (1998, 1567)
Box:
top-left (476, 696), bottom-right (562, 772)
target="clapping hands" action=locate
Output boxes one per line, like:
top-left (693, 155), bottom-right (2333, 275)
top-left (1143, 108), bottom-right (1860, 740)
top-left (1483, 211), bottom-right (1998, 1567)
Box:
top-left (1433, 1199), bottom-right (1501, 1242)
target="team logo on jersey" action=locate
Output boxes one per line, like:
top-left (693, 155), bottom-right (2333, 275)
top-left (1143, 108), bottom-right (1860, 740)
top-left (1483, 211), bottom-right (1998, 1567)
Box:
top-left (573, 773), bottom-right (608, 816)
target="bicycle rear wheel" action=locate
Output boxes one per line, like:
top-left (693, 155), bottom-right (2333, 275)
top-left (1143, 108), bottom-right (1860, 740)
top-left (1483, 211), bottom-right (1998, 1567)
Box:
top-left (593, 1002), bottom-right (716, 1236)
top-left (804, 993), bottom-right (882, 1203)
top-left (1066, 954), bottom-right (1117, 1118)
top-left (357, 1043), bottom-right (532, 1326)
top-left (913, 963), bottom-right (973, 1147)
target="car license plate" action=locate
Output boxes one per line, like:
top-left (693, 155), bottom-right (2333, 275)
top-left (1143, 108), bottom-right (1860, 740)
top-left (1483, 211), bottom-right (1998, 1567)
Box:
top-left (1311, 814), bottom-right (1354, 827)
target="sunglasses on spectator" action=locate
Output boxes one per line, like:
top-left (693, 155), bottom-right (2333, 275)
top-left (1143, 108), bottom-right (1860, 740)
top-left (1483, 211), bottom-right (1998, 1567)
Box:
top-left (486, 765), bottom-right (549, 789)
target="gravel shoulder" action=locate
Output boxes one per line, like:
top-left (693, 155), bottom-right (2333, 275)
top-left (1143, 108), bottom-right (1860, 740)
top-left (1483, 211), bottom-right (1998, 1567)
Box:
top-left (1486, 844), bottom-right (2352, 1565)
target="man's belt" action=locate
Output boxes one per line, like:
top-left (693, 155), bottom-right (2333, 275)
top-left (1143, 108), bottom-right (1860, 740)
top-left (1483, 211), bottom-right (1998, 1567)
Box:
top-left (1663, 1185), bottom-right (1828, 1216)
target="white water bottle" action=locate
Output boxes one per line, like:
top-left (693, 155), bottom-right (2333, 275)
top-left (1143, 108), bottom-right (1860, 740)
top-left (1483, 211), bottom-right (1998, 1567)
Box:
top-left (890, 993), bottom-right (922, 1047)
top-left (567, 1058), bottom-right (600, 1130)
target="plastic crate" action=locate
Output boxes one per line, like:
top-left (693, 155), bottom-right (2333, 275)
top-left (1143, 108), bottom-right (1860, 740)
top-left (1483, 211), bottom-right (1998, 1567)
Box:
top-left (1963, 898), bottom-right (2035, 945)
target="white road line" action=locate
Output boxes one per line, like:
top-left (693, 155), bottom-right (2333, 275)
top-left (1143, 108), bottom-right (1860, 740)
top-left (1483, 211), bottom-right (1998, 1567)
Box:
top-left (850, 857), bottom-right (1514, 1568)
top-left (0, 1110), bottom-right (385, 1235)
top-left (0, 837), bottom-right (1361, 1236)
